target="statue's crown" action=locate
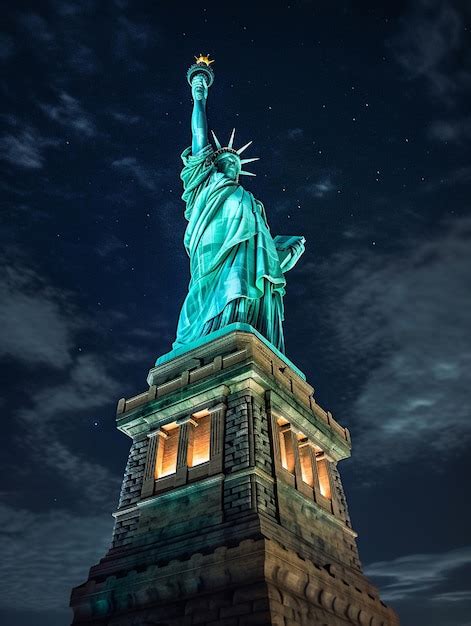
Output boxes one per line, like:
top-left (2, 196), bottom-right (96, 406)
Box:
top-left (211, 129), bottom-right (259, 177)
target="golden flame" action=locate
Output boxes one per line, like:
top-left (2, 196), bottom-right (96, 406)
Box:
top-left (195, 53), bottom-right (214, 66)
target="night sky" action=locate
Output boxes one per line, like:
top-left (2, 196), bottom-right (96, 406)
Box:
top-left (1, 1), bottom-right (471, 625)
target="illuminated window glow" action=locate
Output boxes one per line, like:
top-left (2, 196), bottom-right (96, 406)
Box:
top-left (155, 424), bottom-right (179, 478)
top-left (278, 421), bottom-right (295, 473)
top-left (188, 413), bottom-right (211, 467)
top-left (298, 438), bottom-right (314, 486)
top-left (317, 456), bottom-right (332, 499)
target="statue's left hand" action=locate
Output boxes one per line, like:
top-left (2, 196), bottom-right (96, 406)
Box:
top-left (275, 235), bottom-right (305, 273)
top-left (290, 237), bottom-right (305, 260)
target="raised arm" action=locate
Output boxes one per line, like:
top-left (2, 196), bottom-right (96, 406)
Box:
top-left (191, 74), bottom-right (209, 155)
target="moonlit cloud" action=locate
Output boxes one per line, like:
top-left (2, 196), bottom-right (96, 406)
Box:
top-left (428, 118), bottom-right (471, 144)
top-left (39, 92), bottom-right (96, 137)
top-left (365, 547), bottom-right (471, 603)
top-left (308, 178), bottom-right (335, 198)
top-left (112, 156), bottom-right (156, 190)
top-left (0, 127), bottom-right (58, 169)
top-left (110, 110), bottom-right (141, 125)
top-left (314, 216), bottom-right (471, 468)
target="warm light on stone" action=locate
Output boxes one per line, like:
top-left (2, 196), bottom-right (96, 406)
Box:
top-left (188, 413), bottom-right (211, 467)
top-left (317, 455), bottom-right (332, 500)
top-left (298, 438), bottom-right (314, 486)
top-left (156, 423), bottom-right (179, 478)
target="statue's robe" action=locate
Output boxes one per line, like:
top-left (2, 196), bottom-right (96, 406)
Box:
top-left (174, 144), bottom-right (286, 352)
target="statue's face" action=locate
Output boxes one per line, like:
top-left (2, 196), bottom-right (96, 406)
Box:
top-left (216, 154), bottom-right (240, 180)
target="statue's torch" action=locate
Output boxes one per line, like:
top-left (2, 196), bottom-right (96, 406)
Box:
top-left (187, 54), bottom-right (215, 89)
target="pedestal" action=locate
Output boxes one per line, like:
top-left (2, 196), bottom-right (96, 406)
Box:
top-left (70, 329), bottom-right (399, 625)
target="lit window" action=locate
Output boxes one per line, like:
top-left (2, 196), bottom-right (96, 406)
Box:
top-left (278, 420), bottom-right (295, 473)
top-left (155, 423), bottom-right (179, 478)
top-left (298, 437), bottom-right (314, 486)
top-left (188, 411), bottom-right (211, 467)
top-left (316, 454), bottom-right (332, 499)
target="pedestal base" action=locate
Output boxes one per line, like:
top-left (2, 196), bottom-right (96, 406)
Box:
top-left (71, 537), bottom-right (398, 625)
top-left (70, 330), bottom-right (399, 625)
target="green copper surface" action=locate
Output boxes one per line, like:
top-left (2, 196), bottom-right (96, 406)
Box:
top-left (172, 61), bottom-right (305, 355)
top-left (157, 322), bottom-right (306, 381)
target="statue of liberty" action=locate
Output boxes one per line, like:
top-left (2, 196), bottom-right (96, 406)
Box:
top-left (173, 55), bottom-right (305, 355)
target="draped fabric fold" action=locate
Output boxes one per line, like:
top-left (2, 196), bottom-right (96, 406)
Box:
top-left (174, 144), bottom-right (287, 352)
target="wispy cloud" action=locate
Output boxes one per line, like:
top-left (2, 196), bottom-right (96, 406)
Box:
top-left (112, 156), bottom-right (156, 190)
top-left (0, 126), bottom-right (57, 169)
top-left (39, 92), bottom-right (95, 137)
top-left (428, 117), bottom-right (471, 143)
top-left (110, 110), bottom-right (141, 125)
top-left (18, 12), bottom-right (55, 46)
top-left (389, 0), bottom-right (470, 104)
top-left (114, 15), bottom-right (153, 61)
top-left (313, 216), bottom-right (471, 468)
top-left (95, 234), bottom-right (127, 258)
top-left (286, 127), bottom-right (304, 140)
top-left (433, 591), bottom-right (471, 603)
top-left (365, 547), bottom-right (471, 603)
top-left (423, 165), bottom-right (471, 192)
top-left (307, 177), bottom-right (336, 198)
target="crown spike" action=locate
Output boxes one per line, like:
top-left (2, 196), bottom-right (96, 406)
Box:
top-left (228, 128), bottom-right (236, 149)
top-left (211, 130), bottom-right (222, 149)
top-left (240, 157), bottom-right (259, 164)
top-left (236, 140), bottom-right (252, 154)
top-left (240, 170), bottom-right (256, 176)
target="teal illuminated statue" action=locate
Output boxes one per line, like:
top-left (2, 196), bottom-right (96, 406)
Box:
top-left (173, 55), bottom-right (305, 354)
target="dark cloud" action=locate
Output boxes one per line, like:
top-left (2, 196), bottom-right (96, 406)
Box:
top-left (113, 15), bottom-right (158, 66)
top-left (0, 504), bottom-right (112, 612)
top-left (314, 217), bottom-right (471, 468)
top-left (390, 0), bottom-right (471, 104)
top-left (19, 354), bottom-right (120, 427)
top-left (17, 12), bottom-right (55, 46)
top-left (111, 156), bottom-right (157, 190)
top-left (286, 127), bottom-right (304, 140)
top-left (0, 257), bottom-right (80, 367)
top-left (0, 33), bottom-right (16, 60)
top-left (95, 234), bottom-right (127, 258)
top-left (67, 43), bottom-right (99, 75)
top-left (0, 252), bottom-right (122, 508)
top-left (423, 165), bottom-right (471, 192)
